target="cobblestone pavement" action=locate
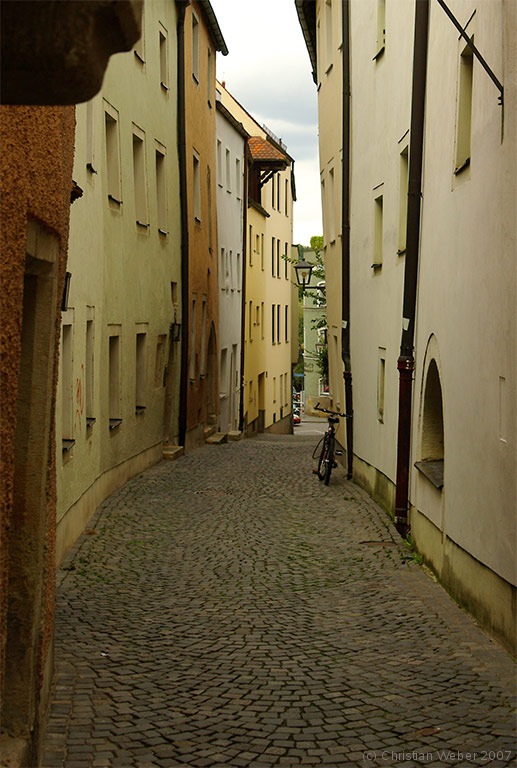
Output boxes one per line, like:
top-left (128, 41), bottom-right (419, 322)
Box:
top-left (41, 434), bottom-right (516, 768)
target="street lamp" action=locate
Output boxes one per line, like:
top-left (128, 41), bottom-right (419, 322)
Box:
top-left (294, 259), bottom-right (314, 291)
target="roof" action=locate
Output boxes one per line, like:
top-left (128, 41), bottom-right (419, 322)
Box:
top-left (248, 136), bottom-right (290, 165)
top-left (295, 0), bottom-right (317, 84)
top-left (198, 0), bottom-right (228, 56)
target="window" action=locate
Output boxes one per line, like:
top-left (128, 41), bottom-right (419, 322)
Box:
top-left (85, 308), bottom-right (95, 427)
top-left (284, 243), bottom-right (288, 279)
top-left (248, 225), bottom-right (253, 265)
top-left (159, 25), bottom-right (169, 89)
top-left (133, 4), bottom-right (145, 61)
top-left (207, 48), bottom-right (212, 104)
top-left (193, 152), bottom-right (201, 221)
top-left (325, 0), bottom-right (333, 72)
top-left (226, 148), bottom-right (231, 193)
top-left (377, 349), bottom-right (386, 422)
top-left (192, 12), bottom-right (200, 82)
top-left (285, 305), bottom-right (289, 342)
top-left (271, 237), bottom-right (276, 276)
top-left (217, 140), bottom-right (223, 186)
top-left (86, 99), bottom-right (96, 173)
top-left (155, 143), bottom-right (167, 234)
top-left (374, 0), bottom-right (386, 59)
top-left (108, 330), bottom-right (122, 429)
top-left (132, 126), bottom-right (148, 226)
top-left (200, 296), bottom-right (207, 377)
top-left (261, 303), bottom-right (264, 339)
top-left (416, 359), bottom-right (445, 489)
top-left (235, 158), bottom-right (241, 199)
top-left (328, 166), bottom-right (336, 243)
top-left (455, 41), bottom-right (473, 174)
top-left (398, 145), bottom-right (409, 255)
top-left (277, 305), bottom-right (281, 344)
top-left (272, 305), bottom-right (276, 343)
top-left (189, 297), bottom-right (197, 380)
top-left (135, 331), bottom-right (147, 413)
top-left (220, 248), bottom-right (225, 290)
top-left (104, 103), bottom-right (121, 203)
top-left (61, 321), bottom-right (73, 442)
top-left (248, 300), bottom-right (253, 341)
top-left (236, 253), bottom-right (241, 291)
top-left (284, 178), bottom-right (289, 215)
top-left (276, 239), bottom-right (280, 279)
top-left (154, 334), bottom-right (166, 388)
top-left (220, 348), bottom-right (228, 397)
top-left (261, 234), bottom-right (264, 270)
top-left (373, 192), bottom-right (383, 268)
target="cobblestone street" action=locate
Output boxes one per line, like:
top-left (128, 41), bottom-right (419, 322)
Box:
top-left (42, 432), bottom-right (516, 768)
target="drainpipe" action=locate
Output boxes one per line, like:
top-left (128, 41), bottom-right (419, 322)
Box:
top-left (394, 0), bottom-right (429, 535)
top-left (341, 0), bottom-right (353, 480)
top-left (177, 0), bottom-right (189, 447)
top-left (238, 141), bottom-right (248, 433)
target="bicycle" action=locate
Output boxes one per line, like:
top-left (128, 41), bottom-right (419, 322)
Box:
top-left (312, 402), bottom-right (351, 485)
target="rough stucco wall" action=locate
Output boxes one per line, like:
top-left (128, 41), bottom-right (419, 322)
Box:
top-left (0, 104), bottom-right (75, 735)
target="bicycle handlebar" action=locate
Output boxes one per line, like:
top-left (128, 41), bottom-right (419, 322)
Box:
top-left (315, 402), bottom-right (352, 419)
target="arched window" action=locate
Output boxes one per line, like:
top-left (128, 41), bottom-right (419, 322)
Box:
top-left (416, 359), bottom-right (444, 489)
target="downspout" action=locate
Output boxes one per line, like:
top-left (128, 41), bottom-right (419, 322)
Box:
top-left (341, 0), bottom-right (353, 480)
top-left (177, 1), bottom-right (189, 447)
top-left (394, 0), bottom-right (429, 535)
top-left (238, 141), bottom-right (248, 433)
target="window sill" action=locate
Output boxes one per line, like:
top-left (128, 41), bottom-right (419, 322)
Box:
top-left (109, 418), bottom-right (123, 431)
top-left (415, 459), bottom-right (444, 490)
top-left (397, 248), bottom-right (406, 257)
top-left (160, 82), bottom-right (169, 92)
top-left (62, 439), bottom-right (75, 453)
top-left (454, 157), bottom-right (470, 175)
top-left (108, 194), bottom-right (122, 206)
top-left (373, 45), bottom-right (385, 61)
top-left (86, 417), bottom-right (96, 428)
top-left (135, 406), bottom-right (146, 415)
top-left (158, 228), bottom-right (168, 236)
top-left (86, 162), bottom-right (97, 175)
top-left (136, 220), bottom-right (149, 229)
top-left (371, 262), bottom-right (383, 270)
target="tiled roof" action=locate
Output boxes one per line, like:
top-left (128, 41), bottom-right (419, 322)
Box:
top-left (248, 136), bottom-right (288, 163)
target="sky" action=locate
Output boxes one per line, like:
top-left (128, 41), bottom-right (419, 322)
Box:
top-left (211, 0), bottom-right (322, 247)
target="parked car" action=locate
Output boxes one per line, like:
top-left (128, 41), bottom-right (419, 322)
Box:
top-left (293, 408), bottom-right (301, 425)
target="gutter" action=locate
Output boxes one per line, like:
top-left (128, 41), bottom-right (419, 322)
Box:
top-left (177, 1), bottom-right (188, 447)
top-left (341, 0), bottom-right (353, 480)
top-left (394, 0), bottom-right (430, 535)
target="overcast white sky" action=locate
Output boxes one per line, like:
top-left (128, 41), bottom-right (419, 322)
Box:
top-left (211, 0), bottom-right (322, 247)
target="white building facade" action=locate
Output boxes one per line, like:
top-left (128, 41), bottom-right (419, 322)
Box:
top-left (215, 98), bottom-right (247, 434)
top-left (297, 0), bottom-right (516, 652)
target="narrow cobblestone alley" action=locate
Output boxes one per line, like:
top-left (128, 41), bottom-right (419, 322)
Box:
top-left (41, 433), bottom-right (516, 768)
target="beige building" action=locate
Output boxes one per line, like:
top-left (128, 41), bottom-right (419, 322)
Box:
top-left (218, 83), bottom-right (296, 434)
top-left (55, 0), bottom-right (182, 564)
top-left (297, 0), bottom-right (516, 652)
top-left (178, 1), bottom-right (227, 450)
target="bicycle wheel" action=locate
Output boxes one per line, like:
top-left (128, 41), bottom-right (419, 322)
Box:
top-left (323, 436), bottom-right (334, 485)
top-left (317, 435), bottom-right (330, 481)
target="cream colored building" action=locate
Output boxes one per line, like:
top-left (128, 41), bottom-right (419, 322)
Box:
top-left (55, 0), bottom-right (182, 563)
top-left (297, 0), bottom-right (516, 652)
top-left (218, 83), bottom-right (296, 434)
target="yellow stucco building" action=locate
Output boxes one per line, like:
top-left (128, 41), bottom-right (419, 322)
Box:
top-left (217, 83), bottom-right (296, 435)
